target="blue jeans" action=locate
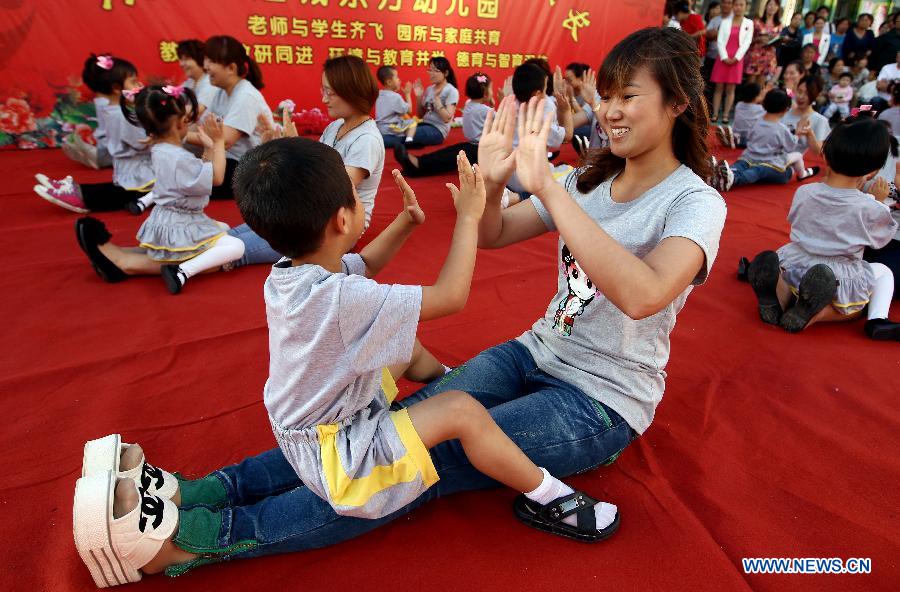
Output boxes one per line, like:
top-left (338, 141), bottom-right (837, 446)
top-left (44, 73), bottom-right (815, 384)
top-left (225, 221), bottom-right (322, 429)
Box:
top-left (731, 159), bottom-right (792, 186)
top-left (412, 123), bottom-right (445, 146)
top-left (381, 133), bottom-right (405, 148)
top-left (227, 224), bottom-right (282, 268)
top-left (198, 340), bottom-right (637, 561)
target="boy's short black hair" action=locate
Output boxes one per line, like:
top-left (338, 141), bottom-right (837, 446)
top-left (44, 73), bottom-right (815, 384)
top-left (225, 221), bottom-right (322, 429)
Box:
top-left (762, 89), bottom-right (791, 113)
top-left (512, 63), bottom-right (548, 103)
top-left (234, 138), bottom-right (355, 259)
top-left (823, 116), bottom-right (891, 176)
top-left (176, 39), bottom-right (206, 64)
top-left (376, 65), bottom-right (396, 85)
top-left (738, 82), bottom-right (762, 102)
top-left (839, 71), bottom-right (853, 80)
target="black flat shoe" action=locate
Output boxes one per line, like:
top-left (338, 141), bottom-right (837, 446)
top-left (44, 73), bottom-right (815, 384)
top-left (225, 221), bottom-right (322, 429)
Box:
top-left (865, 318), bottom-right (900, 341)
top-left (392, 143), bottom-right (417, 176)
top-left (748, 251), bottom-right (783, 325)
top-left (75, 217), bottom-right (127, 283)
top-left (779, 264), bottom-right (837, 333)
top-left (737, 256), bottom-right (750, 282)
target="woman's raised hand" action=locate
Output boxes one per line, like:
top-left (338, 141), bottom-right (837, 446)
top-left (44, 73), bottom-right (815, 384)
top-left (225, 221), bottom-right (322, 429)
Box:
top-left (514, 96), bottom-right (555, 197)
top-left (476, 95), bottom-right (518, 187)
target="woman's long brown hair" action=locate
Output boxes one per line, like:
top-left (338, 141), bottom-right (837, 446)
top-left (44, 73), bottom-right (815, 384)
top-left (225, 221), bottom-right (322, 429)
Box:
top-left (576, 27), bottom-right (711, 194)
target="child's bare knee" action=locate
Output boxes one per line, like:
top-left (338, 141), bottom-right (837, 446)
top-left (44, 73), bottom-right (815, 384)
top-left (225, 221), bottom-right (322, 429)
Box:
top-left (445, 391), bottom-right (489, 426)
top-left (113, 478), bottom-right (140, 519)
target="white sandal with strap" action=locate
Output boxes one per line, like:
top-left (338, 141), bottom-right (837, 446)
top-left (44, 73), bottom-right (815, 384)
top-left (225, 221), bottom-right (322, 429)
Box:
top-left (82, 434), bottom-right (179, 499)
top-left (73, 471), bottom-right (178, 587)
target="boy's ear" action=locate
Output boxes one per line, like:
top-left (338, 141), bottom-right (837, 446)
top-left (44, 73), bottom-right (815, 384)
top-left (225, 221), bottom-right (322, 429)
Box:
top-left (334, 206), bottom-right (353, 235)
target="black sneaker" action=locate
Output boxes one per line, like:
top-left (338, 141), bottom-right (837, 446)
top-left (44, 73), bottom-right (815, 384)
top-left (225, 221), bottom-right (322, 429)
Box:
top-left (161, 264), bottom-right (185, 295)
top-left (864, 318), bottom-right (900, 340)
top-left (779, 264), bottom-right (837, 333)
top-left (748, 251), bottom-right (783, 325)
top-left (126, 199), bottom-right (146, 215)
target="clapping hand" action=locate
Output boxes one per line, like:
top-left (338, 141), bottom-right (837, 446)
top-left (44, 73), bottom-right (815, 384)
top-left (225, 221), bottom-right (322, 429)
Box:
top-left (413, 79), bottom-right (425, 97)
top-left (256, 112), bottom-right (280, 143)
top-left (445, 151), bottom-right (485, 221)
top-left (580, 68), bottom-right (598, 106)
top-left (199, 115), bottom-right (224, 148)
top-left (476, 95), bottom-right (517, 188)
top-left (870, 177), bottom-right (890, 202)
top-left (514, 96), bottom-right (555, 196)
top-left (392, 169), bottom-right (425, 225)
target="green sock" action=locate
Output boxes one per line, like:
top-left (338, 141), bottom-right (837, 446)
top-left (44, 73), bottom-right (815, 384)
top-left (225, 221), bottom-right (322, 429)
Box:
top-left (177, 474), bottom-right (228, 508)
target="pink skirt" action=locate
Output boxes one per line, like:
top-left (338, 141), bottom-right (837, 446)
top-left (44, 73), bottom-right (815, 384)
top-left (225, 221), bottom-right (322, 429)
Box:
top-left (711, 58), bottom-right (745, 84)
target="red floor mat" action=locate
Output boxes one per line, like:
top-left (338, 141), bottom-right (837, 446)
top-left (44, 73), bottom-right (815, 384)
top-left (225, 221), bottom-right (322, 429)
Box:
top-left (0, 132), bottom-right (897, 591)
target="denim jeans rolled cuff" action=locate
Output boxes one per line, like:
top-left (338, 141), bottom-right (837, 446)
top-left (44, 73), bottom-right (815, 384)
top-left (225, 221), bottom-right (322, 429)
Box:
top-left (731, 159), bottom-right (793, 186)
top-left (413, 123), bottom-right (446, 146)
top-left (227, 223), bottom-right (283, 269)
top-left (181, 340), bottom-right (638, 567)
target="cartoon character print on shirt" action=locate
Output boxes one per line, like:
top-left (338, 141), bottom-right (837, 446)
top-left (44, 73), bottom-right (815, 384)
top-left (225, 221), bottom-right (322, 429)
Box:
top-left (553, 244), bottom-right (599, 336)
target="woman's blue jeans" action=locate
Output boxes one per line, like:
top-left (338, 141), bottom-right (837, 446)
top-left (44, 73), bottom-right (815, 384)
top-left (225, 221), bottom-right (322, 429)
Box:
top-left (227, 224), bottom-right (282, 268)
top-left (412, 123), bottom-right (445, 146)
top-left (197, 340), bottom-right (638, 560)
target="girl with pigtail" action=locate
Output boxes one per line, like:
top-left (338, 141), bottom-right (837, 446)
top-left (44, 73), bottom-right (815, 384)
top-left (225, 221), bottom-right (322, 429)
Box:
top-left (75, 84), bottom-right (245, 294)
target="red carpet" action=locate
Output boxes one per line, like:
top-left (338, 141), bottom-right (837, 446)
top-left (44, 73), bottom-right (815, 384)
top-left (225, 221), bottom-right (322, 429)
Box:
top-left (0, 131), bottom-right (897, 591)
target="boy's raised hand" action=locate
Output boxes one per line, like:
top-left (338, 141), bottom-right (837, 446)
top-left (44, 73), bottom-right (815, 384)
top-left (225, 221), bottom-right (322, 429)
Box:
top-left (446, 151), bottom-right (485, 221)
top-left (871, 176), bottom-right (890, 202)
top-left (392, 169), bottom-right (425, 225)
top-left (514, 96), bottom-right (554, 196)
top-left (476, 95), bottom-right (517, 187)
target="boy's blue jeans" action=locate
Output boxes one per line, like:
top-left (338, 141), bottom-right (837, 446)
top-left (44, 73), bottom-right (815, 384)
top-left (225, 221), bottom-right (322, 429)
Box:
top-left (185, 340), bottom-right (638, 562)
top-left (731, 159), bottom-right (793, 186)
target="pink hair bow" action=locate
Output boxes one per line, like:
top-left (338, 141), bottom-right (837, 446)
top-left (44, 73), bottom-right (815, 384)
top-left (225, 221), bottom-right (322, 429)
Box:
top-left (162, 84), bottom-right (185, 98)
top-left (279, 99), bottom-right (296, 113)
top-left (476, 74), bottom-right (488, 83)
top-left (96, 55), bottom-right (114, 70)
top-left (786, 88), bottom-right (795, 99)
top-left (850, 104), bottom-right (875, 117)
top-left (122, 84), bottom-right (144, 101)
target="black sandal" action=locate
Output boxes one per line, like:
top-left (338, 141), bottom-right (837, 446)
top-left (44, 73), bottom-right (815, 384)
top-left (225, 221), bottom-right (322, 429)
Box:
top-left (748, 251), bottom-right (783, 325)
top-left (75, 216), bottom-right (128, 283)
top-left (513, 491), bottom-right (620, 543)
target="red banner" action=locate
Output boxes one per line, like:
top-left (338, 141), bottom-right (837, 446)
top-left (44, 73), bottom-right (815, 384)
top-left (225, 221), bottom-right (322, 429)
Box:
top-left (0, 0), bottom-right (663, 149)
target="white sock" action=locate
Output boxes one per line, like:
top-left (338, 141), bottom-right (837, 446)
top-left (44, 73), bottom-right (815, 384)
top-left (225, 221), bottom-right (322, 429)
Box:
top-left (138, 191), bottom-right (156, 208)
top-left (524, 467), bottom-right (617, 530)
top-left (405, 136), bottom-right (414, 143)
top-left (867, 262), bottom-right (894, 320)
top-left (179, 235), bottom-right (245, 279)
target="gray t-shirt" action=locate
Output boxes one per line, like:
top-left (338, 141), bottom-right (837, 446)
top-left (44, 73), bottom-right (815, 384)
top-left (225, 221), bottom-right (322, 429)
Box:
top-left (462, 101), bottom-right (492, 143)
top-left (706, 16), bottom-right (723, 59)
top-left (781, 110), bottom-right (831, 154)
top-left (732, 102), bottom-right (765, 139)
top-left (264, 253), bottom-right (422, 428)
top-left (739, 119), bottom-right (803, 169)
top-left (184, 74), bottom-right (218, 108)
top-left (878, 107), bottom-right (900, 135)
top-left (786, 182), bottom-right (896, 257)
top-left (421, 83), bottom-right (459, 138)
top-left (320, 119), bottom-right (385, 227)
top-left (207, 79), bottom-right (271, 160)
top-left (102, 103), bottom-right (154, 190)
top-left (149, 143), bottom-right (212, 208)
top-left (518, 165), bottom-right (727, 435)
top-left (375, 89), bottom-right (410, 135)
top-left (92, 97), bottom-right (109, 144)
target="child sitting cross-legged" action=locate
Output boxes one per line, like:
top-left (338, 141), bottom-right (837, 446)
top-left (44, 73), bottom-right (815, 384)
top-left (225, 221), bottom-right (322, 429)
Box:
top-left (711, 88), bottom-right (820, 191)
